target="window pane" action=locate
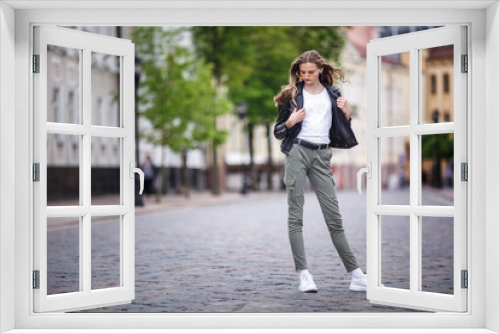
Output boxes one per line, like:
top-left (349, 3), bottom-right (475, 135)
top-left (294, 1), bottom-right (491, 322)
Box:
top-left (421, 45), bottom-right (454, 124)
top-left (47, 44), bottom-right (80, 124)
top-left (47, 133), bottom-right (80, 206)
top-left (380, 51), bottom-right (410, 127)
top-left (91, 136), bottom-right (121, 205)
top-left (380, 136), bottom-right (410, 205)
top-left (381, 215), bottom-right (410, 290)
top-left (91, 52), bottom-right (121, 127)
top-left (421, 133), bottom-right (454, 206)
top-left (47, 217), bottom-right (80, 294)
top-left (421, 216), bottom-right (454, 294)
top-left (92, 215), bottom-right (121, 290)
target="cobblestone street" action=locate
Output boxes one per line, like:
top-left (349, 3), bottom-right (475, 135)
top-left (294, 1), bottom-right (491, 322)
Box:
top-left (46, 186), bottom-right (454, 313)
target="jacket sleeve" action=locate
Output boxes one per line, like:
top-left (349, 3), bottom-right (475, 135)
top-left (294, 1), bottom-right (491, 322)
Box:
top-left (273, 102), bottom-right (291, 140)
top-left (334, 87), bottom-right (353, 123)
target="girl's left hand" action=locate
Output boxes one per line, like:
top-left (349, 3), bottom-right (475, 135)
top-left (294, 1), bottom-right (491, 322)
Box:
top-left (337, 97), bottom-right (351, 120)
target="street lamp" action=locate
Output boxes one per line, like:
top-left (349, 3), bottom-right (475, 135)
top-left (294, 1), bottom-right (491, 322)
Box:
top-left (134, 56), bottom-right (144, 206)
top-left (236, 101), bottom-right (248, 120)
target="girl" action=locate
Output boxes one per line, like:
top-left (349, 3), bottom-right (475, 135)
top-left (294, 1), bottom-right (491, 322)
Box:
top-left (273, 50), bottom-right (366, 293)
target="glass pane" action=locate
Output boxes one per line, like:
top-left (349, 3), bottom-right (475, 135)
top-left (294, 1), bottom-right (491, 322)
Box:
top-left (380, 136), bottom-right (410, 205)
top-left (421, 216), bottom-right (454, 294)
top-left (421, 133), bottom-right (454, 206)
top-left (92, 215), bottom-right (121, 290)
top-left (421, 45), bottom-right (454, 124)
top-left (91, 51), bottom-right (121, 127)
top-left (47, 133), bottom-right (80, 206)
top-left (91, 136), bottom-right (121, 205)
top-left (47, 216), bottom-right (80, 294)
top-left (381, 215), bottom-right (410, 289)
top-left (380, 51), bottom-right (410, 127)
top-left (47, 44), bottom-right (80, 124)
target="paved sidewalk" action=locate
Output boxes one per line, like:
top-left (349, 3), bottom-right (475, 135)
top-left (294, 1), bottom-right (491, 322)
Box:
top-left (136, 190), bottom-right (284, 215)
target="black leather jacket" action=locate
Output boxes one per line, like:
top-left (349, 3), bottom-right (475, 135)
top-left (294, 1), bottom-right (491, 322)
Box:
top-left (273, 80), bottom-right (358, 155)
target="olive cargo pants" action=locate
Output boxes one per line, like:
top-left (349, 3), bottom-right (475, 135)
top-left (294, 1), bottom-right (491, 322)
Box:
top-left (283, 143), bottom-right (360, 274)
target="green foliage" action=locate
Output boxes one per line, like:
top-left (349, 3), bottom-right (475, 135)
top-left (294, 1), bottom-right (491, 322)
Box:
top-left (190, 27), bottom-right (257, 90)
top-left (241, 27), bottom-right (298, 125)
top-left (290, 26), bottom-right (347, 65)
top-left (422, 133), bottom-right (454, 159)
top-left (191, 26), bottom-right (347, 128)
top-left (131, 27), bottom-right (233, 153)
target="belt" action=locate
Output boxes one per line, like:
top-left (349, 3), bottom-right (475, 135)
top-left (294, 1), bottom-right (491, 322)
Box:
top-left (293, 138), bottom-right (329, 150)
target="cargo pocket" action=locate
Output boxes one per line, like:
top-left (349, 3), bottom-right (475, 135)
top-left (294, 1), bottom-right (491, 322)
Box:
top-left (286, 143), bottom-right (297, 157)
top-left (284, 178), bottom-right (296, 200)
top-left (330, 175), bottom-right (337, 186)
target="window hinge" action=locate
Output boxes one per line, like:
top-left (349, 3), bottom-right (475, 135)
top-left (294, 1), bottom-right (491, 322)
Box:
top-left (461, 162), bottom-right (468, 181)
top-left (461, 54), bottom-right (468, 73)
top-left (461, 270), bottom-right (468, 289)
top-left (33, 270), bottom-right (40, 289)
top-left (33, 54), bottom-right (40, 73)
top-left (33, 163), bottom-right (40, 182)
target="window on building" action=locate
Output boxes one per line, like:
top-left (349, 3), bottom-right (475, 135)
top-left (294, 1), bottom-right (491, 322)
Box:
top-left (68, 91), bottom-right (79, 148)
top-left (52, 87), bottom-right (60, 122)
top-left (97, 97), bottom-right (106, 149)
top-left (431, 75), bottom-right (436, 94)
top-left (398, 26), bottom-right (410, 34)
top-left (68, 91), bottom-right (75, 123)
top-left (432, 109), bottom-right (439, 123)
top-left (111, 100), bottom-right (119, 150)
top-left (52, 87), bottom-right (63, 146)
top-left (444, 73), bottom-right (449, 93)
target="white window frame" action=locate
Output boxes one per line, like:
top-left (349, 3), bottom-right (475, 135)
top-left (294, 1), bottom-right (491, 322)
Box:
top-left (1, 2), bottom-right (499, 333)
top-left (362, 24), bottom-right (469, 313)
top-left (33, 24), bottom-right (136, 313)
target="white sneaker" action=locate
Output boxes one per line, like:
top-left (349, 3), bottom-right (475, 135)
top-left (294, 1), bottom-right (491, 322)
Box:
top-left (349, 274), bottom-right (367, 292)
top-left (298, 273), bottom-right (318, 293)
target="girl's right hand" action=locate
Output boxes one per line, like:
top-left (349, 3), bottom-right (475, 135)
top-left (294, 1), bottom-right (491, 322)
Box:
top-left (286, 107), bottom-right (306, 128)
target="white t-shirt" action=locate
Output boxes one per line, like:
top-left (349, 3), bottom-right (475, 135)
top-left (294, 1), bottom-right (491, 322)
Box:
top-left (297, 87), bottom-right (332, 144)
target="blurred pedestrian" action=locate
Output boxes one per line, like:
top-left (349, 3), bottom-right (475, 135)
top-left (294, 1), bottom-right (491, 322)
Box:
top-left (399, 154), bottom-right (407, 188)
top-left (141, 155), bottom-right (156, 198)
top-left (241, 172), bottom-right (251, 195)
top-left (388, 172), bottom-right (399, 190)
top-left (445, 160), bottom-right (453, 187)
top-left (273, 50), bottom-right (366, 293)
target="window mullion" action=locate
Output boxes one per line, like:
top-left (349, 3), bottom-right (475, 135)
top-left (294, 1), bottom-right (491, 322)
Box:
top-left (410, 47), bottom-right (420, 294)
top-left (82, 48), bottom-right (92, 294)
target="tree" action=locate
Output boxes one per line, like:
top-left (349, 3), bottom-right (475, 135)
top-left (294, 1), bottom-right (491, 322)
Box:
top-left (236, 27), bottom-right (298, 190)
top-left (132, 26), bottom-right (232, 200)
top-left (422, 133), bottom-right (454, 187)
top-left (190, 27), bottom-right (257, 194)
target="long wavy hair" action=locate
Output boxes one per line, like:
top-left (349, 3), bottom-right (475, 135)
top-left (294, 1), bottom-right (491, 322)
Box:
top-left (273, 50), bottom-right (349, 108)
